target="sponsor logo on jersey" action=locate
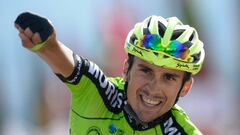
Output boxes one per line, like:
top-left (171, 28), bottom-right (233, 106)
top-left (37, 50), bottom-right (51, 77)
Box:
top-left (87, 126), bottom-right (102, 135)
top-left (164, 117), bottom-right (181, 135)
top-left (88, 61), bottom-right (123, 109)
top-left (108, 123), bottom-right (125, 135)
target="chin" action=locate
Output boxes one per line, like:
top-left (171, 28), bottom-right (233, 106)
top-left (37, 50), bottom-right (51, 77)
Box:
top-left (138, 113), bottom-right (155, 123)
top-left (142, 119), bottom-right (152, 123)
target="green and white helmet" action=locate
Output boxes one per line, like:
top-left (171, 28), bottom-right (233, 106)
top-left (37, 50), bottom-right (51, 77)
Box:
top-left (124, 16), bottom-right (205, 75)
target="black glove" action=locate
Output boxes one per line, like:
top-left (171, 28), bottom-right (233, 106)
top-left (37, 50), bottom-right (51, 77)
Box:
top-left (15, 12), bottom-right (54, 42)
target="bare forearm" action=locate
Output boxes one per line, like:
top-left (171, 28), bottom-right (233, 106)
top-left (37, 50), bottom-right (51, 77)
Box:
top-left (37, 40), bottom-right (74, 77)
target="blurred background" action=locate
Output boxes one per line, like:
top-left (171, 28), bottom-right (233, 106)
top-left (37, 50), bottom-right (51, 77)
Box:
top-left (0, 0), bottom-right (239, 134)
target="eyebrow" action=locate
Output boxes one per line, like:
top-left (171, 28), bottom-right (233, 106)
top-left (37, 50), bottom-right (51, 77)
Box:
top-left (138, 64), bottom-right (153, 71)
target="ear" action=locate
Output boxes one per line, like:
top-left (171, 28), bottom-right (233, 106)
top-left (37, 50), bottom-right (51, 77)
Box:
top-left (179, 77), bottom-right (194, 97)
top-left (122, 59), bottom-right (129, 82)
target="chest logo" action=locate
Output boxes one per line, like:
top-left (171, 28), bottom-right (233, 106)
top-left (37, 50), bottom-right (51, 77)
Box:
top-left (87, 126), bottom-right (102, 135)
top-left (108, 123), bottom-right (125, 135)
top-left (164, 117), bottom-right (181, 135)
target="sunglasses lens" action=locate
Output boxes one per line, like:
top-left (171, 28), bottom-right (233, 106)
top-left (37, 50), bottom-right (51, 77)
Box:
top-left (140, 34), bottom-right (189, 59)
top-left (141, 34), bottom-right (161, 50)
top-left (168, 40), bottom-right (188, 59)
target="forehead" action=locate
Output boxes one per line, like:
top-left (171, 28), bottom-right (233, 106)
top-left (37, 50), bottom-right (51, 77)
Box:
top-left (133, 57), bottom-right (185, 75)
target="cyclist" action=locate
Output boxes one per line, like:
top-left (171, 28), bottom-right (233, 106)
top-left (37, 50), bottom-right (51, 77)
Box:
top-left (15, 12), bottom-right (205, 135)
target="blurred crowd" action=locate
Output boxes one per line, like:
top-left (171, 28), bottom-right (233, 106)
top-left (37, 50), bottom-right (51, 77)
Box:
top-left (0, 0), bottom-right (240, 135)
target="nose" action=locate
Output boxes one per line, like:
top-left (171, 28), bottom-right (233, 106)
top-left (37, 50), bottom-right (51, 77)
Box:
top-left (147, 78), bottom-right (164, 97)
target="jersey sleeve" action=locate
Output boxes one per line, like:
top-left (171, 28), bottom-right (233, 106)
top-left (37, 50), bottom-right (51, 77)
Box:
top-left (55, 53), bottom-right (83, 87)
top-left (55, 53), bottom-right (125, 114)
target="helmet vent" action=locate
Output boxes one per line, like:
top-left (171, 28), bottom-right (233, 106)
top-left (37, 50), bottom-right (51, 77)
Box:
top-left (192, 52), bottom-right (201, 63)
top-left (163, 55), bottom-right (169, 59)
top-left (189, 31), bottom-right (195, 41)
top-left (130, 34), bottom-right (137, 44)
top-left (158, 21), bottom-right (166, 37)
top-left (171, 29), bottom-right (185, 40)
top-left (147, 17), bottom-right (152, 27)
top-left (153, 52), bottom-right (159, 57)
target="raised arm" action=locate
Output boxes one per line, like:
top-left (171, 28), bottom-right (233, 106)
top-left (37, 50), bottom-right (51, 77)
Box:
top-left (15, 12), bottom-right (74, 77)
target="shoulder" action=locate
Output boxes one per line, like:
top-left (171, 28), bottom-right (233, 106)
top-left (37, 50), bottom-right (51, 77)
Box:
top-left (169, 104), bottom-right (203, 135)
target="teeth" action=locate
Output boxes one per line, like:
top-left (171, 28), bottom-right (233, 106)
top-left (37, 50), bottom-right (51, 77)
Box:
top-left (142, 95), bottom-right (161, 106)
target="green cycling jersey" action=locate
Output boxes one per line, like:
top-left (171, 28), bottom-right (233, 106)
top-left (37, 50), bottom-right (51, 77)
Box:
top-left (56, 54), bottom-right (202, 135)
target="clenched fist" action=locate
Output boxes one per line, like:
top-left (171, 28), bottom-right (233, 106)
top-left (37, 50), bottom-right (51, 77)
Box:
top-left (15, 12), bottom-right (55, 51)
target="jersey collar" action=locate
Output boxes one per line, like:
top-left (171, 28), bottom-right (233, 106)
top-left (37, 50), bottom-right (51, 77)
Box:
top-left (123, 103), bottom-right (171, 131)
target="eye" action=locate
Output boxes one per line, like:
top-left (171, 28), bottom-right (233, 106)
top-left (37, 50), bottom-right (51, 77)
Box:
top-left (164, 73), bottom-right (176, 81)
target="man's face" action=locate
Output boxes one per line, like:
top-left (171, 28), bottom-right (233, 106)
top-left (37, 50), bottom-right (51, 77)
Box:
top-left (124, 57), bottom-right (192, 122)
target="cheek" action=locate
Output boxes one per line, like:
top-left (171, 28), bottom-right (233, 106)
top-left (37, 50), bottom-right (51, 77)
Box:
top-left (163, 87), bottom-right (181, 104)
top-left (126, 76), bottom-right (144, 103)
top-left (165, 90), bottom-right (178, 100)
top-left (127, 71), bottom-right (143, 91)
top-left (166, 80), bottom-right (182, 91)
top-left (127, 80), bottom-right (139, 99)
top-left (126, 85), bottom-right (138, 110)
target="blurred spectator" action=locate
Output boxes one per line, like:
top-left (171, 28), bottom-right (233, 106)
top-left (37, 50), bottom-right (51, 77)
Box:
top-left (98, 1), bottom-right (135, 76)
top-left (36, 73), bottom-right (70, 135)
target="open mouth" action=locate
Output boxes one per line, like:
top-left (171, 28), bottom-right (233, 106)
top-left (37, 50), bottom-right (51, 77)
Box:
top-left (140, 94), bottom-right (163, 107)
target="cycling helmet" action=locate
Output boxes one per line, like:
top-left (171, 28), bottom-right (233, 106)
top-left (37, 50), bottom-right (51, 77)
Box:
top-left (124, 16), bottom-right (205, 75)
